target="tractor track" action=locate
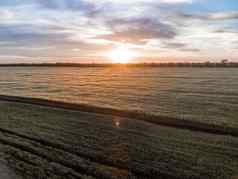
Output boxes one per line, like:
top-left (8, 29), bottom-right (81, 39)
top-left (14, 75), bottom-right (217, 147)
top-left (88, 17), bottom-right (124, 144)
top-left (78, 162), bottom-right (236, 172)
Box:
top-left (0, 127), bottom-right (182, 179)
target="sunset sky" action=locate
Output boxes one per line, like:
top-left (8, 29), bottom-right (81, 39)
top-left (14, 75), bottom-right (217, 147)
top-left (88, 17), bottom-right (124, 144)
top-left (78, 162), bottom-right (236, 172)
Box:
top-left (0, 0), bottom-right (238, 63)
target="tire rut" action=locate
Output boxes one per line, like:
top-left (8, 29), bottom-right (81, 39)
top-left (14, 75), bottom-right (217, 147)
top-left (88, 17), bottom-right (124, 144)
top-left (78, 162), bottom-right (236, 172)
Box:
top-left (0, 128), bottom-right (139, 179)
top-left (0, 127), bottom-right (181, 179)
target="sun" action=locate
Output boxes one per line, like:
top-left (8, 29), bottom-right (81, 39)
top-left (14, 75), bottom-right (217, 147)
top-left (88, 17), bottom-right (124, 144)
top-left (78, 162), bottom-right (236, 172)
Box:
top-left (107, 46), bottom-right (137, 64)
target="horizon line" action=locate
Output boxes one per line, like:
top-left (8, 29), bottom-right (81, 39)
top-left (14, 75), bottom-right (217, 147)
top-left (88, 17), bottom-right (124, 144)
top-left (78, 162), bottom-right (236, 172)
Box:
top-left (0, 61), bottom-right (238, 68)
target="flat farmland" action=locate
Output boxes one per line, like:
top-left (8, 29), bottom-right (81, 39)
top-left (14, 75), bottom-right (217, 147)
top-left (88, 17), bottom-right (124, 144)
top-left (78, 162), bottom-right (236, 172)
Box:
top-left (0, 99), bottom-right (238, 179)
top-left (0, 67), bottom-right (238, 128)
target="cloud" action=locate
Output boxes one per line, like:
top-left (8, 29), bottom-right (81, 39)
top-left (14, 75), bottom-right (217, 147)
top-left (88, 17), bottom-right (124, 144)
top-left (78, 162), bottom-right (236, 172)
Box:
top-left (214, 28), bottom-right (238, 34)
top-left (0, 23), bottom-right (69, 44)
top-left (95, 18), bottom-right (177, 44)
top-left (162, 42), bottom-right (200, 52)
top-left (208, 12), bottom-right (238, 20)
top-left (0, 9), bottom-right (15, 20)
top-left (36, 0), bottom-right (96, 13)
top-left (180, 48), bottom-right (200, 52)
top-left (82, 0), bottom-right (192, 5)
top-left (176, 11), bottom-right (238, 21)
top-left (0, 0), bottom-right (238, 62)
top-left (164, 42), bottom-right (187, 48)
top-left (160, 0), bottom-right (192, 3)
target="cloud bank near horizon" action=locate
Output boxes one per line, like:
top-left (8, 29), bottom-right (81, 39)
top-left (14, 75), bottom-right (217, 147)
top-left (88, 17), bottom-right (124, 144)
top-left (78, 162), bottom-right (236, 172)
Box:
top-left (0, 0), bottom-right (238, 63)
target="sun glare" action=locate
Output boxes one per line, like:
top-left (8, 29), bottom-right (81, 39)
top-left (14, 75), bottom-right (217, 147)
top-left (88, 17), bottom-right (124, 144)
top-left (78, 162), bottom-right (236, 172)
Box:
top-left (107, 46), bottom-right (137, 64)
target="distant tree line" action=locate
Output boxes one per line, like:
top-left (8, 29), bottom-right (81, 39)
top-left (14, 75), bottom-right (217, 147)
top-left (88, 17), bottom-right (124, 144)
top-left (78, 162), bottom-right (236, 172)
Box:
top-left (0, 61), bottom-right (238, 68)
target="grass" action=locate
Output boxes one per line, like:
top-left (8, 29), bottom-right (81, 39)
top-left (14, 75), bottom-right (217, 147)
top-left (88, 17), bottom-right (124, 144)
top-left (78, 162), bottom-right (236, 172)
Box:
top-left (0, 98), bottom-right (238, 178)
top-left (1, 95), bottom-right (238, 137)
